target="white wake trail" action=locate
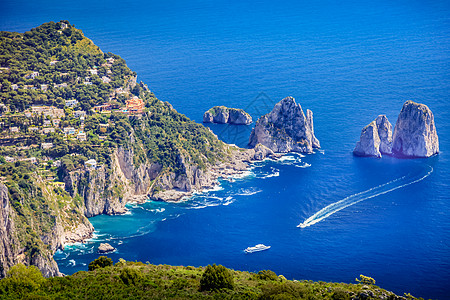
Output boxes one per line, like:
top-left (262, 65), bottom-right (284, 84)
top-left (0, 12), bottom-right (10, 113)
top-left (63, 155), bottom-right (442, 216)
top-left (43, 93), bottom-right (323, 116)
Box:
top-left (298, 165), bottom-right (433, 228)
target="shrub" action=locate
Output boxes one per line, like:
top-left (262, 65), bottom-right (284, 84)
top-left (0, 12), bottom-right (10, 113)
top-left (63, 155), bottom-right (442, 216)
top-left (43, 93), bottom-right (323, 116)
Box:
top-left (257, 270), bottom-right (278, 281)
top-left (88, 256), bottom-right (113, 271)
top-left (120, 267), bottom-right (142, 285)
top-left (199, 264), bottom-right (234, 291)
top-left (0, 264), bottom-right (45, 297)
top-left (332, 288), bottom-right (350, 300)
top-left (355, 274), bottom-right (376, 285)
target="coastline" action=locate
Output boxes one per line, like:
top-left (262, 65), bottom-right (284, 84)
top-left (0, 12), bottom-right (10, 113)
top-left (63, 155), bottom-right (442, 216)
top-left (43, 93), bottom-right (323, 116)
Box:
top-left (61, 144), bottom-right (282, 246)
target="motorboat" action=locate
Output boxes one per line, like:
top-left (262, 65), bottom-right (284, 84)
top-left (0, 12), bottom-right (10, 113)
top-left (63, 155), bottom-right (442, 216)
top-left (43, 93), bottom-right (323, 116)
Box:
top-left (244, 244), bottom-right (271, 253)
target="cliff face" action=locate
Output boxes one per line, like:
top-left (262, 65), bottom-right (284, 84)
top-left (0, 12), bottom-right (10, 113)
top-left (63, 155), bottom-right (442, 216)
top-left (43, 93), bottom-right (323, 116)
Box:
top-left (151, 144), bottom-right (278, 202)
top-left (0, 182), bottom-right (61, 277)
top-left (0, 183), bottom-right (19, 277)
top-left (63, 147), bottom-right (163, 217)
top-left (249, 96), bottom-right (320, 153)
top-left (203, 106), bottom-right (252, 125)
top-left (392, 101), bottom-right (439, 157)
top-left (353, 115), bottom-right (392, 158)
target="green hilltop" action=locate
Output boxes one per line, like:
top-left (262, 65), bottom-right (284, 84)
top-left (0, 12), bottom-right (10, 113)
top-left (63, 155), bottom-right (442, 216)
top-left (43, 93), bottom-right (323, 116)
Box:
top-left (0, 259), bottom-right (422, 300)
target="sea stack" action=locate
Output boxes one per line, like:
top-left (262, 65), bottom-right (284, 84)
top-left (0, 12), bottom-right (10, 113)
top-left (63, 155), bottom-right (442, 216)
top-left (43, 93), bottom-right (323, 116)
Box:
top-left (353, 115), bottom-right (393, 158)
top-left (203, 106), bottom-right (252, 125)
top-left (248, 96), bottom-right (320, 153)
top-left (392, 101), bottom-right (439, 157)
top-left (98, 243), bottom-right (115, 254)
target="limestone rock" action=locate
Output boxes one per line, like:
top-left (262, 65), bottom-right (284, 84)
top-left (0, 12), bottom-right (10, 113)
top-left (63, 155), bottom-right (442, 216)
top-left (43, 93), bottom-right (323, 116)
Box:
top-left (203, 106), bottom-right (252, 125)
top-left (98, 243), bottom-right (115, 254)
top-left (353, 120), bottom-right (382, 158)
top-left (353, 115), bottom-right (393, 158)
top-left (376, 115), bottom-right (393, 154)
top-left (248, 96), bottom-right (320, 153)
top-left (392, 101), bottom-right (439, 157)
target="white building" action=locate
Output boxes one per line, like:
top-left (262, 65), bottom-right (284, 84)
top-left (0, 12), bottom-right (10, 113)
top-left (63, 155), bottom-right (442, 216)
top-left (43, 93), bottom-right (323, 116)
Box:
top-left (85, 159), bottom-right (97, 169)
top-left (65, 99), bottom-right (78, 107)
top-left (41, 143), bottom-right (54, 150)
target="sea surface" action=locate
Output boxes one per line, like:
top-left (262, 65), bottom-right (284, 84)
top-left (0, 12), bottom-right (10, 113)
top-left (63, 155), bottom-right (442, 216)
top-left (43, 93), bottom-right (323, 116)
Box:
top-left (1, 0), bottom-right (449, 298)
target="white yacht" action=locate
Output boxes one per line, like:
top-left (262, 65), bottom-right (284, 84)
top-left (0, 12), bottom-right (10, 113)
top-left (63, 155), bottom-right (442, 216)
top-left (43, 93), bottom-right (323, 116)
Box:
top-left (244, 244), bottom-right (271, 253)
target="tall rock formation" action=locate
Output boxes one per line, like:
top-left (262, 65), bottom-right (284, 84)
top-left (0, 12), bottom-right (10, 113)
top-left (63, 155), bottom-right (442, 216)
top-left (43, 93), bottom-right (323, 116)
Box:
top-left (203, 106), bottom-right (252, 125)
top-left (248, 96), bottom-right (320, 153)
top-left (392, 101), bottom-right (439, 157)
top-left (353, 115), bottom-right (393, 158)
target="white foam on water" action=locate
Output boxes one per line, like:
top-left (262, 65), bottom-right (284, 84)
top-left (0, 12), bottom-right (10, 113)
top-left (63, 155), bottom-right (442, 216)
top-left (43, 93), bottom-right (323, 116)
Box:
top-left (67, 259), bottom-right (76, 267)
top-left (223, 196), bottom-right (235, 206)
top-left (295, 163), bottom-right (311, 168)
top-left (298, 165), bottom-right (433, 228)
top-left (229, 170), bottom-right (255, 180)
top-left (236, 188), bottom-right (262, 196)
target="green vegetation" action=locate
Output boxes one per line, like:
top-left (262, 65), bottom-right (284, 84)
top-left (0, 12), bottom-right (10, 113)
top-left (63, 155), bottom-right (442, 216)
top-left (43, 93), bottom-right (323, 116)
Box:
top-left (200, 264), bottom-right (234, 291)
top-left (0, 260), bottom-right (422, 300)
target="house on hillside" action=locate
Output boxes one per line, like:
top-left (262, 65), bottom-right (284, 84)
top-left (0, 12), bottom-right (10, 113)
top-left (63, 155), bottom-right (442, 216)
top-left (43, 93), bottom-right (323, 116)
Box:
top-left (93, 104), bottom-right (111, 113)
top-left (25, 71), bottom-right (39, 79)
top-left (126, 97), bottom-right (144, 114)
top-left (9, 127), bottom-right (19, 133)
top-left (42, 127), bottom-right (55, 134)
top-left (41, 143), bottom-right (53, 150)
top-left (63, 127), bottom-right (76, 135)
top-left (65, 99), bottom-right (78, 107)
top-left (73, 110), bottom-right (86, 118)
top-left (85, 159), bottom-right (97, 169)
top-left (77, 132), bottom-right (87, 141)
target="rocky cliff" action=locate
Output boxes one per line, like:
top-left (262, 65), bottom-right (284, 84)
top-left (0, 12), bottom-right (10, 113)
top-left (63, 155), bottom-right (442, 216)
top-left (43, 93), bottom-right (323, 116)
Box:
top-left (203, 106), bottom-right (252, 125)
top-left (353, 115), bottom-right (393, 158)
top-left (354, 101), bottom-right (439, 158)
top-left (392, 101), bottom-right (439, 157)
top-left (248, 96), bottom-right (320, 153)
top-left (150, 144), bottom-right (279, 202)
top-left (0, 182), bottom-right (62, 277)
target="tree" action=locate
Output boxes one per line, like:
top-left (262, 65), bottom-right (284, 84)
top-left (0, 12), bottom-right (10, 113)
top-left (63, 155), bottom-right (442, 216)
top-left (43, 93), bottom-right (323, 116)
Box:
top-left (88, 256), bottom-right (113, 271)
top-left (199, 264), bottom-right (234, 291)
top-left (1, 264), bottom-right (45, 297)
top-left (355, 274), bottom-right (376, 285)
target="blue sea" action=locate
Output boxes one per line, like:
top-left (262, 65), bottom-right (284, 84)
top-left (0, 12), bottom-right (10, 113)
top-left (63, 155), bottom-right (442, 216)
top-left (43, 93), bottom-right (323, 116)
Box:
top-left (1, 0), bottom-right (449, 298)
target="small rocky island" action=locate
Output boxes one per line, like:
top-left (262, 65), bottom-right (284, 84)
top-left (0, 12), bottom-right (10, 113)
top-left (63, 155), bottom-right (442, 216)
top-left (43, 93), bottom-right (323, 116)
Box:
top-left (392, 101), bottom-right (439, 157)
top-left (353, 115), bottom-right (393, 158)
top-left (203, 106), bottom-right (252, 125)
top-left (98, 243), bottom-right (115, 254)
top-left (354, 101), bottom-right (439, 158)
top-left (249, 96), bottom-right (320, 153)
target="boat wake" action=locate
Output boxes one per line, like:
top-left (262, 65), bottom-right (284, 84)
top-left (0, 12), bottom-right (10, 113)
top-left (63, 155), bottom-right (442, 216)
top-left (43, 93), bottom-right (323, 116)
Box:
top-left (298, 165), bottom-right (433, 228)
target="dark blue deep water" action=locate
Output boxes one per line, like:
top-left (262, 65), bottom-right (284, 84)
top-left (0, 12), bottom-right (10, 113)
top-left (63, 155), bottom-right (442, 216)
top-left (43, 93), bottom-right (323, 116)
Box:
top-left (1, 1), bottom-right (449, 298)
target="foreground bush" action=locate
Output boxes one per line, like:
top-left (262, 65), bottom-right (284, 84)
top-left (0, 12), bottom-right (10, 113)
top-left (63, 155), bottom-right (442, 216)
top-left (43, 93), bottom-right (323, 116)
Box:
top-left (199, 264), bottom-right (234, 291)
top-left (88, 256), bottom-right (113, 271)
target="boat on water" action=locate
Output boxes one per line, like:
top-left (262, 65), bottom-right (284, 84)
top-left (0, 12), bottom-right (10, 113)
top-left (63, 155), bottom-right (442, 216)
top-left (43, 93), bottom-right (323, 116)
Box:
top-left (244, 244), bottom-right (271, 253)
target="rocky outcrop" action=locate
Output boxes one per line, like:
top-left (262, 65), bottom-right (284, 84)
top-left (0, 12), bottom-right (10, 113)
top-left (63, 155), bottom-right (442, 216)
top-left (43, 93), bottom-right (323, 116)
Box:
top-left (151, 144), bottom-right (280, 202)
top-left (98, 243), bottom-right (115, 254)
top-left (0, 183), bottom-right (19, 277)
top-left (392, 101), bottom-right (439, 157)
top-left (203, 106), bottom-right (252, 125)
top-left (353, 115), bottom-right (393, 158)
top-left (0, 182), bottom-right (61, 278)
top-left (248, 96), bottom-right (320, 153)
top-left (376, 115), bottom-right (393, 154)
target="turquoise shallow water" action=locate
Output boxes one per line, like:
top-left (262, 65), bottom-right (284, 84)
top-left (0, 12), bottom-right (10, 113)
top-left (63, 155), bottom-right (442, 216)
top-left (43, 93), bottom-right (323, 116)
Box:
top-left (1, 0), bottom-right (450, 298)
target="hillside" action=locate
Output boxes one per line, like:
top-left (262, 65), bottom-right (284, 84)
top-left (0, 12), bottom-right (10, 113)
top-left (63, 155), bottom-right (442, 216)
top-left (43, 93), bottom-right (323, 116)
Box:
top-left (0, 21), bottom-right (273, 277)
top-left (0, 260), bottom-right (420, 300)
